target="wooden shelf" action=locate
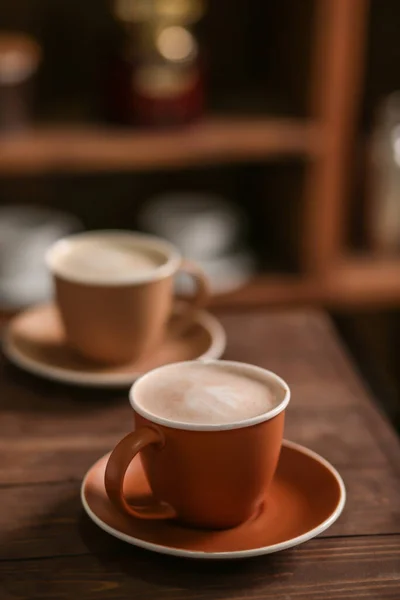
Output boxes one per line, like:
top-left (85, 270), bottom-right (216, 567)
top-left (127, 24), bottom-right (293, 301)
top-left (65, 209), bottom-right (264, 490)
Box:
top-left (211, 274), bottom-right (323, 309)
top-left (210, 256), bottom-right (400, 310)
top-left (0, 117), bottom-right (320, 176)
top-left (325, 256), bottom-right (400, 307)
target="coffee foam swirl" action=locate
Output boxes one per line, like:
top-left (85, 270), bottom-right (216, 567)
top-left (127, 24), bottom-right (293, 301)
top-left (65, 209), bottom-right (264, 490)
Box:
top-left (136, 363), bottom-right (278, 426)
top-left (184, 384), bottom-right (243, 418)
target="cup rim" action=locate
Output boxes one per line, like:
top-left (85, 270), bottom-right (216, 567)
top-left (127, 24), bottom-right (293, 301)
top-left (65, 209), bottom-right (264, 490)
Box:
top-left (130, 359), bottom-right (290, 431)
top-left (45, 229), bottom-right (182, 286)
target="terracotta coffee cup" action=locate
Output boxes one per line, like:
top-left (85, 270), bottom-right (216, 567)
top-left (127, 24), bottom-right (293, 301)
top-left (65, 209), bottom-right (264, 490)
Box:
top-left (46, 230), bottom-right (209, 364)
top-left (105, 360), bottom-right (290, 529)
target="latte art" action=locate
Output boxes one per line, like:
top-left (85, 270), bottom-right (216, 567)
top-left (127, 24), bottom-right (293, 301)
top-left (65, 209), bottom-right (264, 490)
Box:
top-left (184, 385), bottom-right (244, 418)
top-left (136, 362), bottom-right (277, 425)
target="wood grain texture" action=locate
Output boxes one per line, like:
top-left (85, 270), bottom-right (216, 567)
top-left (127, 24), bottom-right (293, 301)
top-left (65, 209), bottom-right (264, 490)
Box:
top-left (1, 462), bottom-right (399, 561)
top-left (1, 311), bottom-right (397, 481)
top-left (1, 309), bottom-right (399, 600)
top-left (0, 399), bottom-right (391, 486)
top-left (1, 536), bottom-right (399, 600)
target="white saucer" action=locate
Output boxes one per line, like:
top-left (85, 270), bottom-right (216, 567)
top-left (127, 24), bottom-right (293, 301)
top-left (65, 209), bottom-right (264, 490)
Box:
top-left (176, 248), bottom-right (256, 295)
top-left (3, 303), bottom-right (226, 388)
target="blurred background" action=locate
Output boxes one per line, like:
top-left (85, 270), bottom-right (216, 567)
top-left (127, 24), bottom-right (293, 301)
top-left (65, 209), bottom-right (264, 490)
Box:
top-left (0, 0), bottom-right (399, 428)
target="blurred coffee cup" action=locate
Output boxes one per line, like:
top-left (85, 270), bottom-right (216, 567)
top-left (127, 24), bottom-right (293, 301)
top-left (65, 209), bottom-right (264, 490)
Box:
top-left (46, 230), bottom-right (209, 364)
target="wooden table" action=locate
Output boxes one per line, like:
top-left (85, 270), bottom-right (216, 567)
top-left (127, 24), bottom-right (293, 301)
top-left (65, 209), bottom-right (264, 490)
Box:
top-left (1, 310), bottom-right (399, 599)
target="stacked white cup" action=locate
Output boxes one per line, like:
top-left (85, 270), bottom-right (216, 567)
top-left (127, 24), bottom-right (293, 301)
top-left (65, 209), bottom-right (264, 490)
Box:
top-left (137, 193), bottom-right (255, 294)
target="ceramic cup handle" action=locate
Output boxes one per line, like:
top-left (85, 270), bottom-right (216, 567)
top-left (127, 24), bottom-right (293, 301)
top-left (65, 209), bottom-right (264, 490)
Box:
top-left (104, 428), bottom-right (176, 520)
top-left (171, 259), bottom-right (210, 336)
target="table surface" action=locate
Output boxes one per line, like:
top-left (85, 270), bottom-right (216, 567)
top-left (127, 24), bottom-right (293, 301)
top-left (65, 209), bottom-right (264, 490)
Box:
top-left (1, 310), bottom-right (400, 600)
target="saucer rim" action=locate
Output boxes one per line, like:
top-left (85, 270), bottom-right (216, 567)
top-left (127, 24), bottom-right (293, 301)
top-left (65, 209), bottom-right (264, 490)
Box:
top-left (81, 439), bottom-right (346, 559)
top-left (2, 306), bottom-right (226, 388)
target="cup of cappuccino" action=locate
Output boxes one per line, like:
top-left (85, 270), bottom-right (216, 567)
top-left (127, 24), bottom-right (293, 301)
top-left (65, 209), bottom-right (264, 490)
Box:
top-left (46, 230), bottom-right (209, 364)
top-left (105, 359), bottom-right (290, 529)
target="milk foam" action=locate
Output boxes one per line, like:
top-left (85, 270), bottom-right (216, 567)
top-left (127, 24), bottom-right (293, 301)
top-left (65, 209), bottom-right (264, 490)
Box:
top-left (53, 237), bottom-right (164, 283)
top-left (137, 363), bottom-right (277, 425)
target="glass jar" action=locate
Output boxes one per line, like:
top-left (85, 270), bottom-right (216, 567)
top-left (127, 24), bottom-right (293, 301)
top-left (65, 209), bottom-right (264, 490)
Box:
top-left (107, 0), bottom-right (205, 126)
top-left (369, 92), bottom-right (400, 253)
top-left (0, 33), bottom-right (41, 132)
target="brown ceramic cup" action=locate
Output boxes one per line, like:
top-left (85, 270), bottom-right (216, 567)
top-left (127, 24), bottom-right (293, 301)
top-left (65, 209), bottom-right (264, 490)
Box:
top-left (46, 231), bottom-right (209, 364)
top-left (104, 360), bottom-right (290, 529)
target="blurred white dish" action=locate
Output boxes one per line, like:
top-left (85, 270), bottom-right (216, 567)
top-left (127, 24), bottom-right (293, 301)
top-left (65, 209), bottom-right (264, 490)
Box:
top-left (176, 248), bottom-right (256, 295)
top-left (0, 206), bottom-right (81, 309)
top-left (137, 193), bottom-right (244, 259)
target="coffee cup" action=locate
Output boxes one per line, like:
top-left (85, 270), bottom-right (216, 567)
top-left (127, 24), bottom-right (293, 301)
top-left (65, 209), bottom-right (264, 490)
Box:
top-left (105, 359), bottom-right (290, 529)
top-left (46, 230), bottom-right (209, 364)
